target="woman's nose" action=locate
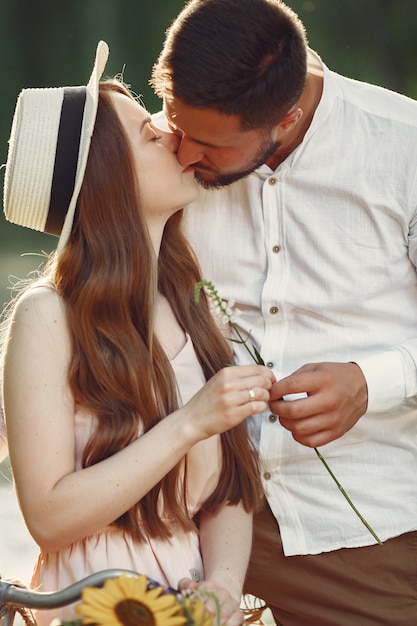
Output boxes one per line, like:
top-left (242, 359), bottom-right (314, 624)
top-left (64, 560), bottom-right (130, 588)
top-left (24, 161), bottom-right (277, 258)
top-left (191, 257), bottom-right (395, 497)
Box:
top-left (161, 129), bottom-right (181, 153)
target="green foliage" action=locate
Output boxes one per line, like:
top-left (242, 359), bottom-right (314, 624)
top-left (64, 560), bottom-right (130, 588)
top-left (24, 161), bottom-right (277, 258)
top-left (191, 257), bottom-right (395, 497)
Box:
top-left (289, 0), bottom-right (417, 97)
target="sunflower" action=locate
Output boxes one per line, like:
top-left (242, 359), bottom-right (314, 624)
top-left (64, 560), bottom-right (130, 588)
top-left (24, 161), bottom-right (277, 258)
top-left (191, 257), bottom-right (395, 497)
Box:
top-left (75, 574), bottom-right (187, 626)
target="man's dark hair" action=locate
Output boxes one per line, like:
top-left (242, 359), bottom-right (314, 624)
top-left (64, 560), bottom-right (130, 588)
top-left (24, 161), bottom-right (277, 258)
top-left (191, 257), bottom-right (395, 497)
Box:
top-left (151, 0), bottom-right (308, 130)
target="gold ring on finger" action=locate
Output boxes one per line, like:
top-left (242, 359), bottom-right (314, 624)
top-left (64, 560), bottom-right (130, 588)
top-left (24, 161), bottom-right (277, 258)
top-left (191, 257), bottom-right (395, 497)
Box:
top-left (248, 388), bottom-right (256, 401)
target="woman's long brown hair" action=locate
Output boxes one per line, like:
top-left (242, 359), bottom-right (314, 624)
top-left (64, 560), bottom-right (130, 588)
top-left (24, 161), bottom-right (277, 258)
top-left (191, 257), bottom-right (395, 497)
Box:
top-left (53, 81), bottom-right (263, 540)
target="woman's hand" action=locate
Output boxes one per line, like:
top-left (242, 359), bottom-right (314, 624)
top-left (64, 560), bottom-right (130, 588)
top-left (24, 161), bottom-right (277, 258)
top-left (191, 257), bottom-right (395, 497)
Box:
top-left (181, 364), bottom-right (276, 440)
top-left (178, 578), bottom-right (244, 626)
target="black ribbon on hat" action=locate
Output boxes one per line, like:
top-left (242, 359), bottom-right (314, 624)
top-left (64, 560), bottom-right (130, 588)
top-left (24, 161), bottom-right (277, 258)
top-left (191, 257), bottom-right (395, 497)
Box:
top-left (45, 86), bottom-right (87, 236)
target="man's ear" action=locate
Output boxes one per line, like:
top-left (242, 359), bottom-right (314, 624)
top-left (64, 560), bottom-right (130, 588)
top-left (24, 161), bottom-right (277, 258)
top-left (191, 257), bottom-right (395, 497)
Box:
top-left (272, 107), bottom-right (303, 138)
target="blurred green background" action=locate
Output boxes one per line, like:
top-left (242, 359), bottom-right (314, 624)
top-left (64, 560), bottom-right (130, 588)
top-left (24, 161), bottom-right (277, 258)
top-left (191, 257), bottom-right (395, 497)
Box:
top-left (1, 0), bottom-right (416, 311)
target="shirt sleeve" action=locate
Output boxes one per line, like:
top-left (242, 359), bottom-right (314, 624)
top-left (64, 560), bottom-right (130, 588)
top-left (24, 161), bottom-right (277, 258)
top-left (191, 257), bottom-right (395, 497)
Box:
top-left (355, 342), bottom-right (417, 413)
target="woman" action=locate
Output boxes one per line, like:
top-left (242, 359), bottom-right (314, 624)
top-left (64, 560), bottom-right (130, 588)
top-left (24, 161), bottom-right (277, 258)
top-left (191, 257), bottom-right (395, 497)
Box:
top-left (0, 42), bottom-right (275, 625)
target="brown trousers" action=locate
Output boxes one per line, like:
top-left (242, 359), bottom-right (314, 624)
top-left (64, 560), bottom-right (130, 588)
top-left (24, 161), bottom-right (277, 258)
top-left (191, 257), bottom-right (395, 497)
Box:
top-left (244, 500), bottom-right (417, 626)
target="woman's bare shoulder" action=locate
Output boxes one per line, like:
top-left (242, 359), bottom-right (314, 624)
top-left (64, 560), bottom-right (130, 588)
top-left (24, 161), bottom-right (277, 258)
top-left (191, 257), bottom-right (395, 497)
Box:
top-left (11, 281), bottom-right (67, 327)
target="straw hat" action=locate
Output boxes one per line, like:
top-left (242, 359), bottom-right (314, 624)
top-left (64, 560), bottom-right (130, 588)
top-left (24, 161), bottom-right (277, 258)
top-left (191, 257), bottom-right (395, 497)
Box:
top-left (3, 40), bottom-right (109, 253)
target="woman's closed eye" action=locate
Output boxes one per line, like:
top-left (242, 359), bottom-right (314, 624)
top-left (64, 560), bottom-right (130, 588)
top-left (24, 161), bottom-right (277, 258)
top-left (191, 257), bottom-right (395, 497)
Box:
top-left (148, 122), bottom-right (163, 141)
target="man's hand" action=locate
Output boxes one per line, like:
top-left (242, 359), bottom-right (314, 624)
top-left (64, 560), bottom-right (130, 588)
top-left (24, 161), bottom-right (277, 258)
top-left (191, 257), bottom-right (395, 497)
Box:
top-left (269, 362), bottom-right (368, 447)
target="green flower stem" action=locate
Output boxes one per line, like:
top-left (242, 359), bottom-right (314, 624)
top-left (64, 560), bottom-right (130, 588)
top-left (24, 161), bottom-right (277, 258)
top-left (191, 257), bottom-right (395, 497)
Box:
top-left (314, 448), bottom-right (382, 544)
top-left (195, 279), bottom-right (383, 545)
top-left (230, 326), bottom-right (265, 365)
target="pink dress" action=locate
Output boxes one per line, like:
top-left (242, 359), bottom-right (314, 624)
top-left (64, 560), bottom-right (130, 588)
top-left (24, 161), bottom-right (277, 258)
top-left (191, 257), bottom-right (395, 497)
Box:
top-left (31, 336), bottom-right (222, 625)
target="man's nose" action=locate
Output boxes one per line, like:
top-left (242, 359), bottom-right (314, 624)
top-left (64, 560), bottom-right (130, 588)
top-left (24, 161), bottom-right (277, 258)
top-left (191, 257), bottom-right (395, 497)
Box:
top-left (175, 136), bottom-right (204, 167)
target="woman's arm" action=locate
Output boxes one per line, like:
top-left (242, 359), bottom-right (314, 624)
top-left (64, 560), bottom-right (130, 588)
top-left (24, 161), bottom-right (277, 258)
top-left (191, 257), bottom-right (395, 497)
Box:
top-left (179, 502), bottom-right (253, 625)
top-left (3, 286), bottom-right (274, 553)
top-left (0, 408), bottom-right (7, 462)
top-left (199, 503), bottom-right (252, 601)
top-left (3, 287), bottom-right (199, 551)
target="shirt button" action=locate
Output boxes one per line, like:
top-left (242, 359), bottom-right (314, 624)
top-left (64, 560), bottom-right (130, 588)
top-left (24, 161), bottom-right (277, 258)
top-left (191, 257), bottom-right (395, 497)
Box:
top-left (272, 245), bottom-right (281, 253)
top-left (268, 177), bottom-right (276, 186)
top-left (266, 361), bottom-right (274, 368)
top-left (269, 414), bottom-right (277, 422)
top-left (263, 471), bottom-right (272, 480)
top-left (269, 306), bottom-right (279, 315)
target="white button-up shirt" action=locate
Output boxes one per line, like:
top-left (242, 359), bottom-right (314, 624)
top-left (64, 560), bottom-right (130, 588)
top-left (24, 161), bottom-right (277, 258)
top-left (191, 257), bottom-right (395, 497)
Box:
top-left (182, 54), bottom-right (417, 555)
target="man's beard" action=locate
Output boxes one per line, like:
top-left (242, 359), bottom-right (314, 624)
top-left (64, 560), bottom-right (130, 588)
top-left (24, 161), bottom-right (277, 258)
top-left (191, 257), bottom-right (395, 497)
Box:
top-left (195, 138), bottom-right (281, 189)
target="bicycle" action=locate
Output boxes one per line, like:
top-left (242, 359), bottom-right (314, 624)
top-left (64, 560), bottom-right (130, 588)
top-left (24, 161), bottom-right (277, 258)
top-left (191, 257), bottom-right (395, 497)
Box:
top-left (0, 569), bottom-right (269, 626)
top-left (0, 569), bottom-right (138, 626)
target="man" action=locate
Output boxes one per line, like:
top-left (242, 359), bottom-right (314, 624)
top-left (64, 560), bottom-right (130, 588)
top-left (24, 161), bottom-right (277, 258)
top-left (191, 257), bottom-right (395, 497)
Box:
top-left (151, 1), bottom-right (417, 624)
